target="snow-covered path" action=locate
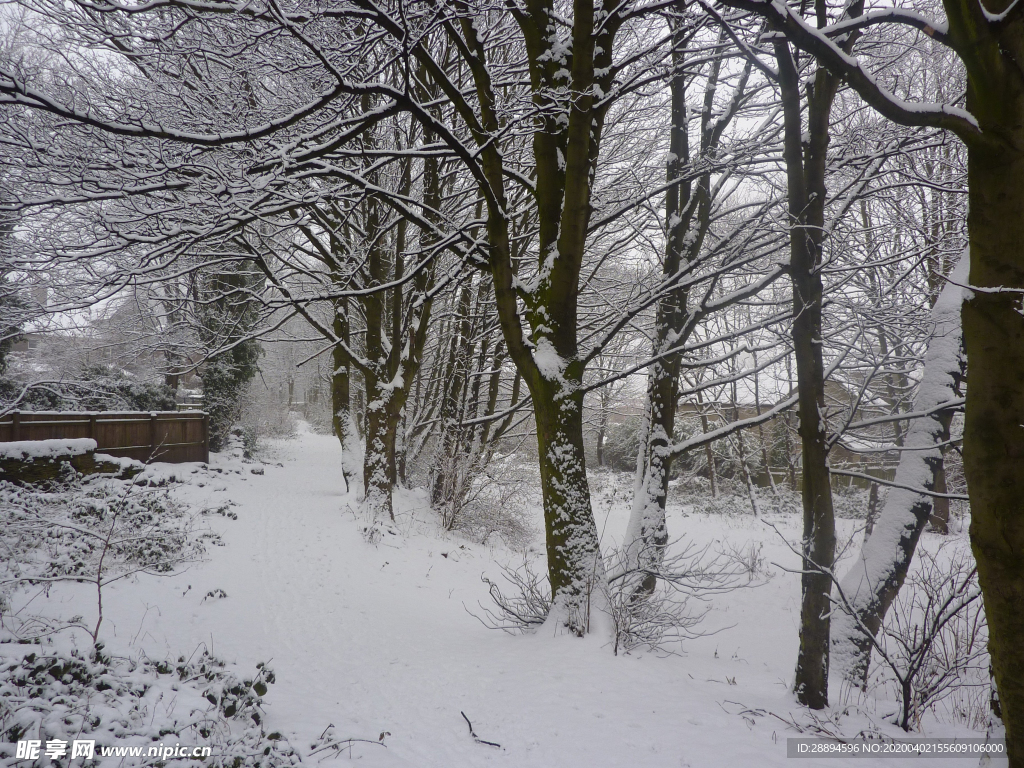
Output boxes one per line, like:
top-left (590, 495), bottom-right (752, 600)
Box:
top-left (92, 426), bottom-right (984, 767)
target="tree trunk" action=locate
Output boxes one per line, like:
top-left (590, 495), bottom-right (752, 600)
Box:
top-left (785, 355), bottom-right (799, 489)
top-left (753, 351), bottom-right (779, 496)
top-left (596, 383), bottom-right (610, 468)
top-left (625, 365), bottom-right (674, 596)
top-left (734, 408), bottom-right (760, 517)
top-left (534, 379), bottom-right (607, 634)
top-left (624, 27), bottom-right (750, 596)
top-left (864, 482), bottom-right (879, 540)
top-left (454, 0), bottom-right (619, 635)
top-left (963, 137), bottom-right (1024, 768)
top-left (360, 184), bottom-right (393, 523)
top-left (429, 281), bottom-right (473, 510)
top-left (623, 26), bottom-right (689, 597)
top-left (696, 389), bottom-right (718, 497)
top-left (362, 395), bottom-right (397, 522)
top-left (332, 295), bottom-right (355, 494)
top-left (776, 42), bottom-right (838, 711)
top-left (357, 137), bottom-right (437, 529)
top-left (831, 255), bottom-right (967, 686)
top-left (926, 410), bottom-right (954, 534)
top-left (475, 341), bottom-right (511, 448)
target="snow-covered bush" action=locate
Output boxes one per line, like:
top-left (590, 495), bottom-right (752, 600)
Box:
top-left (74, 364), bottom-right (179, 412)
top-left (831, 485), bottom-right (875, 520)
top-left (477, 559), bottom-right (551, 632)
top-left (0, 645), bottom-right (303, 767)
top-left (0, 469), bottom-right (320, 766)
top-left (686, 492), bottom-right (754, 516)
top-left (719, 540), bottom-right (771, 580)
top-left (607, 583), bottom-right (710, 655)
top-left (606, 539), bottom-right (747, 654)
top-left (479, 539), bottom-right (743, 654)
top-left (0, 471), bottom-right (209, 643)
top-left (0, 461), bottom-right (355, 766)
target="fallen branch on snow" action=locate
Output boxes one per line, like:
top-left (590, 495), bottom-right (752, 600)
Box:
top-left (461, 711), bottom-right (502, 748)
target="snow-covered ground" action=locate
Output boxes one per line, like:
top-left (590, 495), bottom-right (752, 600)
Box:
top-left (19, 424), bottom-right (990, 767)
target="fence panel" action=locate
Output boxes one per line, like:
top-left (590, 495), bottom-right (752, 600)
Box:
top-left (0, 411), bottom-right (210, 464)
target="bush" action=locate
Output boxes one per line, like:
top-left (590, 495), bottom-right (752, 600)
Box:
top-left (76, 364), bottom-right (178, 411)
top-left (0, 646), bottom-right (303, 767)
top-left (866, 541), bottom-right (988, 732)
top-left (0, 454), bottom-right (360, 766)
top-left (0, 470), bottom-right (211, 643)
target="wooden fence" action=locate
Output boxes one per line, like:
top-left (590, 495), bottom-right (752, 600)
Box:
top-left (0, 411), bottom-right (209, 464)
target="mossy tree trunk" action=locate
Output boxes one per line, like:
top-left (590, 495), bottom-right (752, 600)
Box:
top-left (962, 136), bottom-right (1024, 768)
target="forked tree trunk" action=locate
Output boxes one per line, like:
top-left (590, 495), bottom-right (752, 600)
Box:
top-left (453, 0), bottom-right (620, 635)
top-left (490, 205), bottom-right (611, 636)
top-left (357, 130), bottom-right (439, 528)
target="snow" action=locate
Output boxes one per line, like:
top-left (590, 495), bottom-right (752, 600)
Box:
top-left (93, 452), bottom-right (146, 472)
top-left (9, 425), bottom-right (992, 767)
top-left (0, 438), bottom-right (97, 460)
top-left (532, 337), bottom-right (566, 382)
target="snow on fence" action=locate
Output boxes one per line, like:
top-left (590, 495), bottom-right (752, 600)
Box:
top-left (0, 411), bottom-right (209, 464)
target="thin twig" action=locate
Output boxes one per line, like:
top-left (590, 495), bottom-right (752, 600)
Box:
top-left (461, 711), bottom-right (502, 748)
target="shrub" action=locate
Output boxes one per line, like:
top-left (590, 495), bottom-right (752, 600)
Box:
top-left (0, 647), bottom-right (302, 767)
